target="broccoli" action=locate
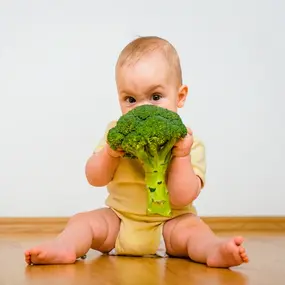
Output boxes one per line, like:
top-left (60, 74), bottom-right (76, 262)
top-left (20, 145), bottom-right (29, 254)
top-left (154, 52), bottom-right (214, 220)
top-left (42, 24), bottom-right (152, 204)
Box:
top-left (107, 104), bottom-right (188, 217)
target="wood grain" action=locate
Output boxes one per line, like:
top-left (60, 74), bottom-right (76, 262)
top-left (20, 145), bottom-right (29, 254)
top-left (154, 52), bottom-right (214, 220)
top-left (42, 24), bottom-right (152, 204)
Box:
top-left (1, 216), bottom-right (285, 234)
top-left (1, 233), bottom-right (285, 285)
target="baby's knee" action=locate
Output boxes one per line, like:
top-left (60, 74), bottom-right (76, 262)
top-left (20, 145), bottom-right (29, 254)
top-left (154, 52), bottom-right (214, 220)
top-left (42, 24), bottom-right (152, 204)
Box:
top-left (163, 214), bottom-right (204, 242)
top-left (68, 212), bottom-right (89, 223)
top-left (174, 214), bottom-right (203, 229)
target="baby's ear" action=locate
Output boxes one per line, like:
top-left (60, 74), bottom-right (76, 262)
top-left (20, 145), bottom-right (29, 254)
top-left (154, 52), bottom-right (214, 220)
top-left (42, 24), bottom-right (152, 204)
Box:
top-left (177, 85), bottom-right (188, 108)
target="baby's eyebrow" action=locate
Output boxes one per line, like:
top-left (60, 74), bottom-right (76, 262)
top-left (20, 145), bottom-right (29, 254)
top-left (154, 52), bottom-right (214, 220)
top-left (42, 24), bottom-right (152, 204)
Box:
top-left (146, 84), bottom-right (163, 93)
top-left (119, 91), bottom-right (135, 97)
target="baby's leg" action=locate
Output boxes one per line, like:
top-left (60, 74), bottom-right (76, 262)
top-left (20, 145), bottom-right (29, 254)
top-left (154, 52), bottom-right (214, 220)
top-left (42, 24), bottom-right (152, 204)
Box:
top-left (163, 214), bottom-right (249, 268)
top-left (25, 208), bottom-right (120, 265)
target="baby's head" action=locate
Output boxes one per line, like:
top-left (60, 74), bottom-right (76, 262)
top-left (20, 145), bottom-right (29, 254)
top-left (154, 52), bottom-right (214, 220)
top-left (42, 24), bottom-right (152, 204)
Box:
top-left (115, 36), bottom-right (188, 114)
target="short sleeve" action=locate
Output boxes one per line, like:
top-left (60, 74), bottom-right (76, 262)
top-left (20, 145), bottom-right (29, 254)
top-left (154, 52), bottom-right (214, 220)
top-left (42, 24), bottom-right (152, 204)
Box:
top-left (190, 137), bottom-right (206, 188)
top-left (93, 121), bottom-right (117, 153)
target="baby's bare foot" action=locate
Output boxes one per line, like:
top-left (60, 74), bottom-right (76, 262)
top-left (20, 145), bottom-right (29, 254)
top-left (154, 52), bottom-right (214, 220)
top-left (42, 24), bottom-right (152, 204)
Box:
top-left (206, 236), bottom-right (249, 268)
top-left (24, 239), bottom-right (77, 265)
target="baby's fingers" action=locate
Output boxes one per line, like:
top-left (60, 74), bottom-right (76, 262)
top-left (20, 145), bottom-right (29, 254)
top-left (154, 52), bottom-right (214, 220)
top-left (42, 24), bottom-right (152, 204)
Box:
top-left (106, 144), bottom-right (125, 158)
top-left (187, 127), bottom-right (193, 135)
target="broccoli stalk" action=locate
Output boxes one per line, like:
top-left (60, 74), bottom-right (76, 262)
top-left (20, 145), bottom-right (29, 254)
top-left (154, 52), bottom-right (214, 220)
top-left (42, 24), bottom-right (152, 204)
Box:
top-left (145, 168), bottom-right (170, 216)
top-left (137, 137), bottom-right (177, 216)
top-left (107, 105), bottom-right (187, 217)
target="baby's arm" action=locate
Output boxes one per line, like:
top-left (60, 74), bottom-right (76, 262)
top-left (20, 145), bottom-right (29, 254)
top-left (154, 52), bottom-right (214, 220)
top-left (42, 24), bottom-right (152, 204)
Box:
top-left (85, 144), bottom-right (124, 187)
top-left (167, 128), bottom-right (203, 207)
top-left (167, 156), bottom-right (201, 207)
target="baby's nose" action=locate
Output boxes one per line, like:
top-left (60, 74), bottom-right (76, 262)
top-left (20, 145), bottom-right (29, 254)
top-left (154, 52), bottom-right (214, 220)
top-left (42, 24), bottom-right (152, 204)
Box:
top-left (137, 102), bottom-right (152, 107)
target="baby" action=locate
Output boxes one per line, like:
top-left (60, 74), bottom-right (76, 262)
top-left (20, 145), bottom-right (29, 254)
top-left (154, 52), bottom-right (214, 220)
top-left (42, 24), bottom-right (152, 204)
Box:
top-left (25, 36), bottom-right (248, 268)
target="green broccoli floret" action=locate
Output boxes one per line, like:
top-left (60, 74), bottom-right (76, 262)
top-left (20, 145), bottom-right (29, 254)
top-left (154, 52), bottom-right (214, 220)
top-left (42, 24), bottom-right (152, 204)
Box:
top-left (107, 105), bottom-right (187, 217)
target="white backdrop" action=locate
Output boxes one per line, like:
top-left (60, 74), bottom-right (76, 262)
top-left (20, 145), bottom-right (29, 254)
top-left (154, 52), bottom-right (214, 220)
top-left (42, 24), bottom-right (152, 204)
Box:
top-left (0, 0), bottom-right (284, 217)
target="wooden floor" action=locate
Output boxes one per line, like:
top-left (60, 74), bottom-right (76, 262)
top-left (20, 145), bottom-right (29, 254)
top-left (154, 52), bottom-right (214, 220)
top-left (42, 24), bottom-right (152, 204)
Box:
top-left (1, 232), bottom-right (285, 285)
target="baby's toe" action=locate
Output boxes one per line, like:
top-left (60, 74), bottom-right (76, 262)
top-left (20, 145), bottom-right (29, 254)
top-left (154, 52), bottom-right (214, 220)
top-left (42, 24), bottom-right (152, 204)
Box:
top-left (234, 236), bottom-right (244, 246)
top-left (239, 247), bottom-right (249, 262)
top-left (242, 253), bottom-right (249, 262)
top-left (238, 246), bottom-right (245, 254)
top-left (24, 251), bottom-right (32, 265)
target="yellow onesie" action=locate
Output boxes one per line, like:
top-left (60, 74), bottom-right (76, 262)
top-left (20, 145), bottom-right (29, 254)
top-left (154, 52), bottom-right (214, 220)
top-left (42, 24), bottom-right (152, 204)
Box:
top-left (94, 121), bottom-right (206, 256)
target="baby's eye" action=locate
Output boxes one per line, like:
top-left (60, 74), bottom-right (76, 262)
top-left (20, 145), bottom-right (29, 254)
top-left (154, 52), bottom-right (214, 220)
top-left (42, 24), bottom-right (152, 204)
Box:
top-left (126, 97), bottom-right (136, 103)
top-left (152, 93), bottom-right (162, 101)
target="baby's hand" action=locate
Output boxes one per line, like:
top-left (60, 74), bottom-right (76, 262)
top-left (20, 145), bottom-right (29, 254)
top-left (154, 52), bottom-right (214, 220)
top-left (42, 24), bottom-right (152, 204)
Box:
top-left (172, 127), bottom-right (193, 157)
top-left (105, 143), bottom-right (125, 158)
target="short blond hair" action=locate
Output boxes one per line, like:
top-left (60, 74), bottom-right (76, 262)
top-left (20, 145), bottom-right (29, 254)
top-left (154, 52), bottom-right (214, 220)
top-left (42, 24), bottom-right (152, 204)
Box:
top-left (116, 36), bottom-right (182, 85)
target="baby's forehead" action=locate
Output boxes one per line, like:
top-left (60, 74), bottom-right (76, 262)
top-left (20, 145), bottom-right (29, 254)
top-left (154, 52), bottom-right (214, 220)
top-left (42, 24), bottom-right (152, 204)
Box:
top-left (118, 51), bottom-right (181, 85)
top-left (118, 51), bottom-right (169, 72)
top-left (117, 43), bottom-right (173, 68)
top-left (116, 37), bottom-right (182, 86)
